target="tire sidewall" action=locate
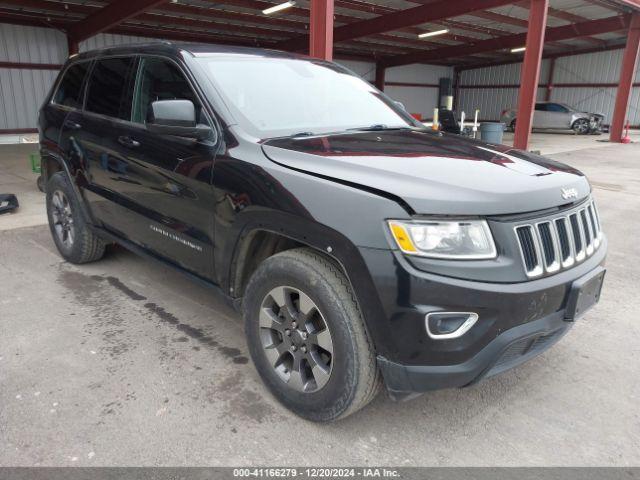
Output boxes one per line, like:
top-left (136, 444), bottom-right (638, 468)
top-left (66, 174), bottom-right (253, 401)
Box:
top-left (46, 173), bottom-right (85, 262)
top-left (573, 119), bottom-right (589, 135)
top-left (243, 254), bottom-right (361, 421)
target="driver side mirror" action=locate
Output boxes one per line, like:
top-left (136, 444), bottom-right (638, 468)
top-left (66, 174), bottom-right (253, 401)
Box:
top-left (146, 99), bottom-right (213, 141)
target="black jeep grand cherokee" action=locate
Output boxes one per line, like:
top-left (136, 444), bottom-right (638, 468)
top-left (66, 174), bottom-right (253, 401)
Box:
top-left (39, 43), bottom-right (606, 422)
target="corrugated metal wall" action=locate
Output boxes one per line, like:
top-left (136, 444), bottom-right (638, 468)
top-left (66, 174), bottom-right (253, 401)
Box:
top-left (0, 25), bottom-right (451, 129)
top-left (458, 60), bottom-right (550, 121)
top-left (325, 61), bottom-right (453, 118)
top-left (2, 23), bottom-right (638, 130)
top-left (0, 24), bottom-right (66, 131)
top-left (458, 49), bottom-right (640, 125)
top-left (551, 49), bottom-right (640, 125)
top-left (386, 64), bottom-right (453, 119)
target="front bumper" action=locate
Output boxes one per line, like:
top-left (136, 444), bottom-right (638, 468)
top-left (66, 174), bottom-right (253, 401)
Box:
top-left (378, 310), bottom-right (570, 399)
top-left (358, 237), bottom-right (607, 397)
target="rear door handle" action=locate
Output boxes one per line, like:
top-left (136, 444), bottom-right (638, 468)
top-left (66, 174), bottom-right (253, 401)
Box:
top-left (64, 120), bottom-right (82, 130)
top-left (117, 136), bottom-right (140, 148)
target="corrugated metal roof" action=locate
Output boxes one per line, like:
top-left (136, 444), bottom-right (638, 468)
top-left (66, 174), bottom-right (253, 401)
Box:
top-left (0, 0), bottom-right (634, 67)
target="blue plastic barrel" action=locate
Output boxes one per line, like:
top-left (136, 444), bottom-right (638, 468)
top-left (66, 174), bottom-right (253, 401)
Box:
top-left (479, 122), bottom-right (505, 144)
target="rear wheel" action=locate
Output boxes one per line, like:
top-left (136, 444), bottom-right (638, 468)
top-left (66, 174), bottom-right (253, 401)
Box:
top-left (46, 172), bottom-right (106, 264)
top-left (509, 119), bottom-right (517, 132)
top-left (572, 118), bottom-right (590, 135)
top-left (243, 248), bottom-right (380, 422)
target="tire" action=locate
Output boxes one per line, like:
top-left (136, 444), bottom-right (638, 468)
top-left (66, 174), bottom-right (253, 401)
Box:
top-left (572, 118), bottom-right (590, 135)
top-left (36, 175), bottom-right (45, 193)
top-left (243, 248), bottom-right (380, 422)
top-left (46, 172), bottom-right (106, 264)
top-left (509, 119), bottom-right (516, 132)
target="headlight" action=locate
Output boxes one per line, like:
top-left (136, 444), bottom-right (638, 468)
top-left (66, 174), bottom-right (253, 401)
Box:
top-left (388, 219), bottom-right (497, 259)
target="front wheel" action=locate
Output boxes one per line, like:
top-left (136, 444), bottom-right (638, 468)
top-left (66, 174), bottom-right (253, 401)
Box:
top-left (243, 248), bottom-right (380, 422)
top-left (572, 118), bottom-right (590, 135)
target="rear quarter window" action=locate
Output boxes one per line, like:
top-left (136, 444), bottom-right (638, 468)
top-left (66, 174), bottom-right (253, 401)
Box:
top-left (52, 62), bottom-right (90, 109)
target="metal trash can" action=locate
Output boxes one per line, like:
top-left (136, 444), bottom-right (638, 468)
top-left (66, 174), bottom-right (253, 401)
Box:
top-left (479, 122), bottom-right (505, 144)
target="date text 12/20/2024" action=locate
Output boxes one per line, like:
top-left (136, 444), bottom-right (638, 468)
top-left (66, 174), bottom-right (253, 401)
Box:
top-left (233, 468), bottom-right (400, 478)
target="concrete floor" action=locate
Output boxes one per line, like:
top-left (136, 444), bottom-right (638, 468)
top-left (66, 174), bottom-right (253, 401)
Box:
top-left (1, 136), bottom-right (639, 466)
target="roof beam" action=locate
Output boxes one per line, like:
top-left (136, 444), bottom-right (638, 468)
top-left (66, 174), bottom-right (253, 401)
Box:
top-left (381, 14), bottom-right (631, 67)
top-left (67, 0), bottom-right (167, 41)
top-left (275, 0), bottom-right (516, 51)
top-left (514, 1), bottom-right (608, 45)
top-left (456, 42), bottom-right (628, 70)
top-left (582, 0), bottom-right (627, 13)
top-left (469, 10), bottom-right (528, 28)
top-left (433, 18), bottom-right (569, 50)
top-left (0, 0), bottom-right (460, 56)
top-left (618, 0), bottom-right (640, 9)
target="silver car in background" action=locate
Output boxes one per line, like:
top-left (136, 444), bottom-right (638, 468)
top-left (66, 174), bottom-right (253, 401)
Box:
top-left (501, 101), bottom-right (604, 134)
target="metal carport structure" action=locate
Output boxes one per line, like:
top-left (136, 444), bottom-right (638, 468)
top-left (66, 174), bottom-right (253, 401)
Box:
top-left (0, 0), bottom-right (639, 149)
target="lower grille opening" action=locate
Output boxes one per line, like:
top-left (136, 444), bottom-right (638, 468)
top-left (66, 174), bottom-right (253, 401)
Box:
top-left (487, 329), bottom-right (565, 377)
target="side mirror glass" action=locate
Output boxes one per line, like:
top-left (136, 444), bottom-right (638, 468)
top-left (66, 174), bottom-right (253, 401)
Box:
top-left (146, 99), bottom-right (213, 141)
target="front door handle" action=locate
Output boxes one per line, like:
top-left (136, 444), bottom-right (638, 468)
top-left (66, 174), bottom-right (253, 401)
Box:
top-left (117, 136), bottom-right (141, 148)
top-left (64, 119), bottom-right (82, 130)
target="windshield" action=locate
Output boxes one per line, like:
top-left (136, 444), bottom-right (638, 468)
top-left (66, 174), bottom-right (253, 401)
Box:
top-left (195, 55), bottom-right (419, 138)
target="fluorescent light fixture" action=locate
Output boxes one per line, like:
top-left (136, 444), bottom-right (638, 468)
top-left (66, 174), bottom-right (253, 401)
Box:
top-left (263, 1), bottom-right (296, 15)
top-left (418, 29), bottom-right (449, 39)
top-left (510, 46), bottom-right (526, 53)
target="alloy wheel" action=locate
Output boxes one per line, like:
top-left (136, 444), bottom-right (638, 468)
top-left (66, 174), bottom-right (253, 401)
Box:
top-left (573, 119), bottom-right (590, 134)
top-left (259, 286), bottom-right (334, 393)
top-left (51, 190), bottom-right (75, 248)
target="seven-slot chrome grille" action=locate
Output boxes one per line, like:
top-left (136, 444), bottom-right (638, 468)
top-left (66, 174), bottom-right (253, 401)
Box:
top-left (514, 199), bottom-right (603, 278)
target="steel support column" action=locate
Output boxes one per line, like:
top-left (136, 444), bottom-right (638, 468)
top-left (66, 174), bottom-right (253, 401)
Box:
top-left (67, 36), bottom-right (79, 56)
top-left (375, 64), bottom-right (386, 91)
top-left (545, 57), bottom-right (556, 101)
top-left (309, 0), bottom-right (334, 61)
top-left (610, 12), bottom-right (640, 142)
top-left (453, 67), bottom-right (461, 111)
top-left (514, 0), bottom-right (549, 150)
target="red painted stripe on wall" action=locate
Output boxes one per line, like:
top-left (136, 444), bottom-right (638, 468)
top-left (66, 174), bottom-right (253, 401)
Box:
top-left (0, 62), bottom-right (62, 70)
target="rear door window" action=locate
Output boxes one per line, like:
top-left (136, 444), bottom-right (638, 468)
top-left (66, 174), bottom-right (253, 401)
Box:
top-left (85, 57), bottom-right (136, 120)
top-left (547, 103), bottom-right (568, 113)
top-left (53, 62), bottom-right (90, 109)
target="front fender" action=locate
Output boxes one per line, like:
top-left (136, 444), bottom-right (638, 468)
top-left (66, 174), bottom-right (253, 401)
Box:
top-left (570, 112), bottom-right (590, 125)
top-left (223, 211), bottom-right (397, 359)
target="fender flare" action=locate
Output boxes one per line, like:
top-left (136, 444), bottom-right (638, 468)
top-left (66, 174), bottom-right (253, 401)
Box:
top-left (41, 150), bottom-right (94, 224)
top-left (225, 211), bottom-right (396, 358)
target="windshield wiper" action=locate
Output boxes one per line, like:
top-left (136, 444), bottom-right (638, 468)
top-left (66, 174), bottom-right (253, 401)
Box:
top-left (290, 131), bottom-right (315, 138)
top-left (347, 124), bottom-right (414, 132)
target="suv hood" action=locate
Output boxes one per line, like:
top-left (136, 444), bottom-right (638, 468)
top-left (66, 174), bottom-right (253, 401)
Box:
top-left (262, 129), bottom-right (590, 215)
